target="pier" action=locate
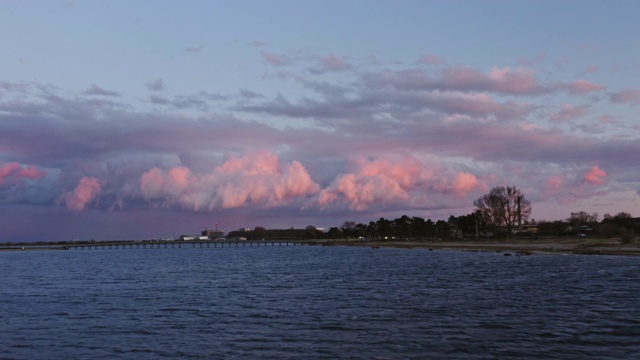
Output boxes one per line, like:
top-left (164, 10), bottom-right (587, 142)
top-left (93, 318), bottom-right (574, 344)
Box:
top-left (6, 239), bottom-right (337, 251)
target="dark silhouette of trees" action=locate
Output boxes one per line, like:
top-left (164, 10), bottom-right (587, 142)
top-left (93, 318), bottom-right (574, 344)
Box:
top-left (227, 190), bottom-right (634, 243)
top-left (410, 217), bottom-right (429, 240)
top-left (567, 211), bottom-right (599, 227)
top-left (253, 226), bottom-right (267, 239)
top-left (435, 220), bottom-right (450, 238)
top-left (354, 223), bottom-right (367, 238)
top-left (341, 221), bottom-right (356, 238)
top-left (536, 220), bottom-right (567, 236)
top-left (376, 218), bottom-right (392, 240)
top-left (474, 186), bottom-right (531, 237)
top-left (600, 212), bottom-right (638, 241)
top-left (327, 227), bottom-right (342, 239)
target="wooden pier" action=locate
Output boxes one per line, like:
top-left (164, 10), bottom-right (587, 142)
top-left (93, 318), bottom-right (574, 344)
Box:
top-left (62, 239), bottom-right (331, 250)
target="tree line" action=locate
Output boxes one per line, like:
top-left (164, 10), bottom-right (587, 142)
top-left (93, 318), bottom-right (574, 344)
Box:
top-left (227, 185), bottom-right (637, 241)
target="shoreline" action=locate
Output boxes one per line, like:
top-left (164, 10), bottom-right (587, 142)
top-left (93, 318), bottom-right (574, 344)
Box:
top-left (348, 237), bottom-right (640, 256)
top-left (2, 237), bottom-right (639, 256)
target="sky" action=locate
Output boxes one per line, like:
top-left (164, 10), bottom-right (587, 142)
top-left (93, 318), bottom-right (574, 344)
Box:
top-left (1, 0), bottom-right (640, 242)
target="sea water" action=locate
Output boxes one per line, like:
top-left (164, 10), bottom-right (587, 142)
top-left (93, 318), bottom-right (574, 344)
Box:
top-left (1, 245), bottom-right (639, 359)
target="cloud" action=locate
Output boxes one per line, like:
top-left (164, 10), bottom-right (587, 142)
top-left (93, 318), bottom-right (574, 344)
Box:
top-left (361, 66), bottom-right (606, 98)
top-left (83, 85), bottom-right (121, 97)
top-left (549, 104), bottom-right (589, 122)
top-left (310, 53), bottom-right (351, 73)
top-left (261, 51), bottom-right (292, 67)
top-left (315, 156), bottom-right (483, 210)
top-left (609, 89), bottom-right (640, 105)
top-left (559, 79), bottom-right (605, 95)
top-left (450, 172), bottom-right (483, 196)
top-left (140, 151), bottom-right (320, 210)
top-left (440, 66), bottom-right (543, 95)
top-left (147, 93), bottom-right (211, 110)
top-left (361, 66), bottom-right (544, 96)
top-left (584, 166), bottom-right (606, 185)
top-left (59, 177), bottom-right (102, 211)
top-left (239, 82), bottom-right (534, 123)
top-left (597, 115), bottom-right (616, 124)
top-left (1, 52), bottom-right (639, 238)
top-left (0, 162), bottom-right (46, 185)
top-left (146, 78), bottom-right (165, 92)
top-left (542, 175), bottom-right (564, 198)
top-left (534, 164), bottom-right (610, 206)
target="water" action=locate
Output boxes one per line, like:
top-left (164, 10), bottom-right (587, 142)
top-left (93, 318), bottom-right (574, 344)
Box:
top-left (1, 246), bottom-right (639, 359)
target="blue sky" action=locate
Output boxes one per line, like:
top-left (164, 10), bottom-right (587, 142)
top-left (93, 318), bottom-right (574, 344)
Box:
top-left (1, 1), bottom-right (639, 241)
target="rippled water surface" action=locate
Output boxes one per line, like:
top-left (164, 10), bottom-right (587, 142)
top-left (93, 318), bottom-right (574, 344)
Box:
top-left (2, 245), bottom-right (639, 359)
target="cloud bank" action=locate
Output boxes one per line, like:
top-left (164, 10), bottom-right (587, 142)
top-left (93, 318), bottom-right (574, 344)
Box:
top-left (0, 45), bottom-right (637, 241)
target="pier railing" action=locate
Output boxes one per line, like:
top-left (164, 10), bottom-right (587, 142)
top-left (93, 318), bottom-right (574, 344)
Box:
top-left (26, 239), bottom-right (339, 250)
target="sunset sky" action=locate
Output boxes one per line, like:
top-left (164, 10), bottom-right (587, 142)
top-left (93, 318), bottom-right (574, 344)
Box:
top-left (2, 1), bottom-right (639, 242)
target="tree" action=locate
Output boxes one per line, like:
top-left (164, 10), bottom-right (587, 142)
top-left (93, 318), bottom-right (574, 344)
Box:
top-left (602, 212), bottom-right (637, 240)
top-left (327, 227), bottom-right (342, 239)
top-left (411, 216), bottom-right (428, 240)
top-left (353, 223), bottom-right (367, 239)
top-left (434, 220), bottom-right (450, 239)
top-left (473, 185), bottom-right (531, 238)
top-left (376, 218), bottom-right (392, 239)
top-left (394, 215), bottom-right (411, 239)
top-left (253, 226), bottom-right (267, 240)
top-left (341, 221), bottom-right (356, 238)
top-left (567, 211), bottom-right (599, 227)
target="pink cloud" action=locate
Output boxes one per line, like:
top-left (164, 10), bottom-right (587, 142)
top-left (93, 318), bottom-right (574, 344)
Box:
top-left (316, 156), bottom-right (432, 210)
top-left (584, 166), bottom-right (606, 185)
top-left (316, 156), bottom-right (483, 210)
top-left (317, 53), bottom-right (350, 72)
top-left (561, 79), bottom-right (605, 95)
top-left (364, 66), bottom-right (604, 99)
top-left (421, 91), bottom-right (535, 119)
top-left (441, 66), bottom-right (542, 95)
top-left (432, 171), bottom-right (485, 197)
top-left (0, 162), bottom-right (46, 184)
top-left (487, 67), bottom-right (540, 94)
top-left (543, 176), bottom-right (564, 196)
top-left (609, 89), bottom-right (640, 105)
top-left (549, 104), bottom-right (589, 122)
top-left (60, 177), bottom-right (102, 211)
top-left (214, 152), bottom-right (320, 208)
top-left (537, 168), bottom-right (608, 205)
top-left (451, 172), bottom-right (483, 196)
top-left (140, 152), bottom-right (320, 210)
top-left (217, 151), bottom-right (279, 175)
top-left (140, 166), bottom-right (192, 200)
top-left (260, 51), bottom-right (292, 67)
top-left (362, 66), bottom-right (544, 96)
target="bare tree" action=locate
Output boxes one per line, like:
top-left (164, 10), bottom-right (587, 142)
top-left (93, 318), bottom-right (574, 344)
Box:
top-left (567, 211), bottom-right (599, 226)
top-left (473, 186), bottom-right (531, 237)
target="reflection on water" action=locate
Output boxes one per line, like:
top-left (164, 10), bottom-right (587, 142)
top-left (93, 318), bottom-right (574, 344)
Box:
top-left (1, 246), bottom-right (639, 359)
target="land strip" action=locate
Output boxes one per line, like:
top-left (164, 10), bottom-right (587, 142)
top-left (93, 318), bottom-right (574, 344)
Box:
top-left (341, 237), bottom-right (640, 256)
